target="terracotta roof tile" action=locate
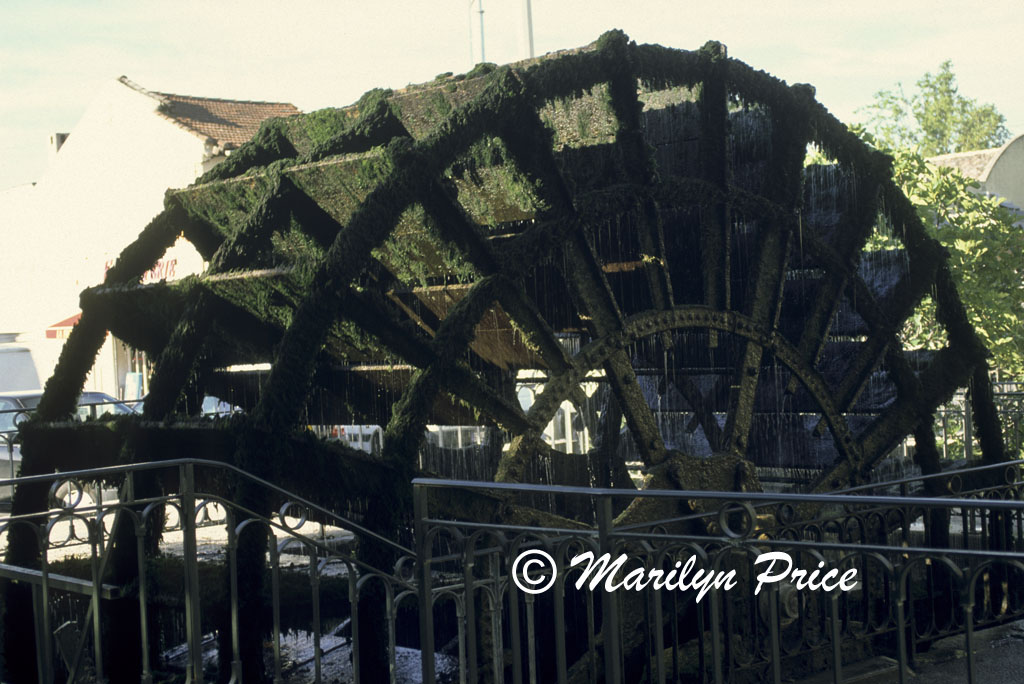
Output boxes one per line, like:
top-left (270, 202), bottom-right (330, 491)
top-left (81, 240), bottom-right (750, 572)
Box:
top-left (153, 92), bottom-right (300, 148)
top-left (118, 76), bottom-right (299, 148)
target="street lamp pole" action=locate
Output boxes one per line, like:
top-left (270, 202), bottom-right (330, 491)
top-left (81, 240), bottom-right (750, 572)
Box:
top-left (524, 0), bottom-right (534, 58)
top-left (478, 0), bottom-right (485, 63)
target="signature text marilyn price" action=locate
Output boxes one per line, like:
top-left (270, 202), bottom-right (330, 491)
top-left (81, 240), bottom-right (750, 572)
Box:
top-left (511, 549), bottom-right (859, 599)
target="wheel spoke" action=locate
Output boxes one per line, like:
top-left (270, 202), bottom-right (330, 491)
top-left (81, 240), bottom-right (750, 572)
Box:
top-left (721, 217), bottom-right (793, 455)
top-left (698, 43), bottom-right (731, 316)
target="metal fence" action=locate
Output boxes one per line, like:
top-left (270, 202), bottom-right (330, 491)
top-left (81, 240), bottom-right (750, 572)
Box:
top-left (0, 459), bottom-right (420, 684)
top-left (936, 382), bottom-right (1024, 461)
top-left (0, 458), bottom-right (1022, 683)
top-left (413, 462), bottom-right (1024, 684)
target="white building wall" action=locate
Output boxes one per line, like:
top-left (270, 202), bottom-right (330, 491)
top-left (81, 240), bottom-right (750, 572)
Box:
top-left (0, 78), bottom-right (208, 394)
top-left (982, 135), bottom-right (1024, 214)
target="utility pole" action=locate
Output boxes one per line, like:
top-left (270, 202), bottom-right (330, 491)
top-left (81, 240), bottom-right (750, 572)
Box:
top-left (524, 0), bottom-right (534, 58)
top-left (477, 0), bottom-right (486, 63)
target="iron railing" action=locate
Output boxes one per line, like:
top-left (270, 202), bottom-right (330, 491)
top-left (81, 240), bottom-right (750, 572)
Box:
top-left (0, 458), bottom-right (1022, 683)
top-left (413, 463), bottom-right (1024, 684)
top-left (0, 458), bottom-right (420, 684)
top-left (935, 383), bottom-right (1024, 461)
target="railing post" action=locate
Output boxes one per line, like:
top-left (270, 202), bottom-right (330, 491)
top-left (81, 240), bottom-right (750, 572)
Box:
top-left (136, 516), bottom-right (154, 684)
top-left (227, 514), bottom-right (243, 684)
top-left (525, 592), bottom-right (537, 684)
top-left (180, 463), bottom-right (205, 684)
top-left (270, 542), bottom-right (284, 684)
top-left (350, 570), bottom-right (360, 684)
top-left (597, 494), bottom-right (621, 684)
top-left (768, 581), bottom-right (782, 684)
top-left (463, 537), bottom-right (478, 684)
top-left (88, 518), bottom-right (106, 683)
top-left (489, 557), bottom-right (504, 684)
top-left (651, 573), bottom-right (665, 684)
top-left (830, 590), bottom-right (842, 684)
top-left (33, 531), bottom-right (56, 684)
top-left (554, 554), bottom-right (568, 684)
top-left (387, 586), bottom-right (399, 684)
top-left (414, 483), bottom-right (436, 684)
top-left (310, 550), bottom-right (322, 684)
top-left (508, 552), bottom-right (524, 684)
top-left (31, 583), bottom-right (48, 684)
top-left (895, 580), bottom-right (908, 684)
top-left (456, 599), bottom-right (468, 684)
top-left (586, 585), bottom-right (597, 684)
top-left (962, 587), bottom-right (976, 684)
top-left (710, 575), bottom-right (724, 684)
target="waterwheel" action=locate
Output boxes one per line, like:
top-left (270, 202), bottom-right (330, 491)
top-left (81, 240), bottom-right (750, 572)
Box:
top-left (6, 30), bottom-right (1007, 682)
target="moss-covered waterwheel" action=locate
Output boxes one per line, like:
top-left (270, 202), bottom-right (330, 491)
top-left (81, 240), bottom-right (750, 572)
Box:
top-left (5, 30), bottom-right (1007, 682)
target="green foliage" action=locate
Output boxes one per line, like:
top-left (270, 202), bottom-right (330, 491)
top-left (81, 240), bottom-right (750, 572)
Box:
top-left (295, 107), bottom-right (352, 148)
top-left (199, 119), bottom-right (298, 183)
top-left (858, 60), bottom-right (1010, 156)
top-left (866, 139), bottom-right (1024, 377)
top-left (461, 62), bottom-right (497, 81)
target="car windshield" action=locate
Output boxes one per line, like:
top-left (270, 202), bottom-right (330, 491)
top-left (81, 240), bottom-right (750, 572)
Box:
top-left (17, 396), bottom-right (42, 409)
top-left (0, 392), bottom-right (135, 428)
top-left (0, 398), bottom-right (22, 432)
top-left (77, 393), bottom-right (135, 420)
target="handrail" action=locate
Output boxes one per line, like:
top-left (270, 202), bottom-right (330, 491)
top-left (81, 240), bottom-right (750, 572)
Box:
top-left (413, 463), bottom-right (1024, 684)
top-left (411, 476), bottom-right (1024, 511)
top-left (0, 562), bottom-right (124, 599)
top-left (0, 457), bottom-right (413, 556)
top-left (1, 457), bottom-right (418, 683)
top-left (834, 458), bottom-right (1024, 494)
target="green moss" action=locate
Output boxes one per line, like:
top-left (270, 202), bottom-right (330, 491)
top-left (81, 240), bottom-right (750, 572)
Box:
top-left (444, 136), bottom-right (541, 224)
top-left (355, 87), bottom-right (394, 113)
top-left (300, 90), bottom-right (408, 164)
top-left (199, 119), bottom-right (298, 183)
top-left (372, 204), bottom-right (479, 287)
top-left (270, 224), bottom-right (325, 275)
top-left (537, 84), bottom-right (617, 149)
top-left (173, 175), bottom-right (277, 245)
top-left (428, 89), bottom-right (452, 119)
top-left (291, 107), bottom-right (352, 151)
top-left (463, 62), bottom-right (497, 80)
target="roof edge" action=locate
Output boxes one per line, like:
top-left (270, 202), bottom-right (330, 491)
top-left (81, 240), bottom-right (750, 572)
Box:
top-left (116, 76), bottom-right (298, 149)
top-left (118, 75), bottom-right (212, 143)
top-left (117, 75), bottom-right (169, 107)
top-left (979, 132), bottom-right (1024, 182)
top-left (928, 133), bottom-right (1024, 183)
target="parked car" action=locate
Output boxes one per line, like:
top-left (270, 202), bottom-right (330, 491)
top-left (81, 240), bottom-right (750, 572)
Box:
top-left (0, 390), bottom-right (136, 499)
top-left (201, 395), bottom-right (243, 417)
top-left (129, 393), bottom-right (243, 417)
top-left (1, 389), bottom-right (136, 423)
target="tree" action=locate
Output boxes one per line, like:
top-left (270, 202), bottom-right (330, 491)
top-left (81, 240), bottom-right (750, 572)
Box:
top-left (858, 60), bottom-right (1010, 156)
top-left (855, 132), bottom-right (1024, 379)
top-left (855, 62), bottom-right (1022, 379)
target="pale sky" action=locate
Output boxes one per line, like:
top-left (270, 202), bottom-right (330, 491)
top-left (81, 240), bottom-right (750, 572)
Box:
top-left (2, 0), bottom-right (1023, 192)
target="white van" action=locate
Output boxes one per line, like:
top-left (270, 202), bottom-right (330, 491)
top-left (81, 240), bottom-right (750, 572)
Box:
top-left (312, 424), bottom-right (383, 456)
top-left (0, 344), bottom-right (44, 392)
